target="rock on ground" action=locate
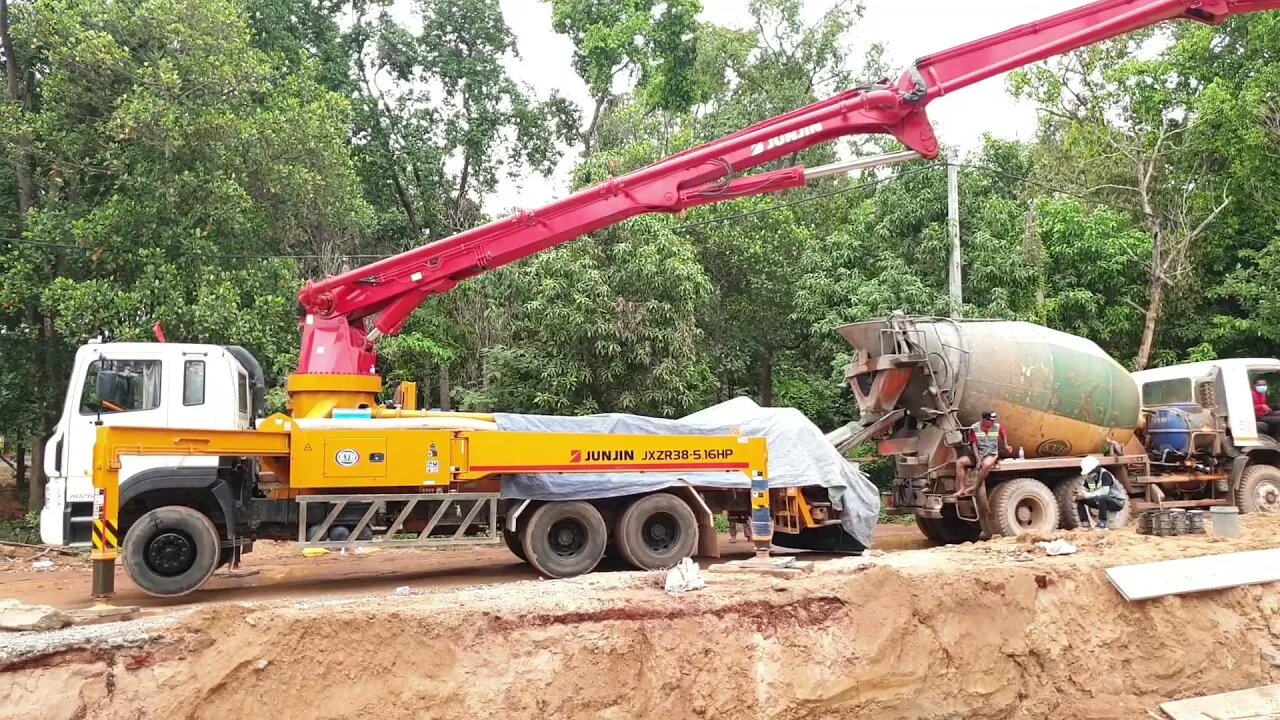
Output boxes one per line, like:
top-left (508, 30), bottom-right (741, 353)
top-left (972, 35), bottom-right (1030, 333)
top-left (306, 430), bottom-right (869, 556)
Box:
top-left (0, 600), bottom-right (72, 632)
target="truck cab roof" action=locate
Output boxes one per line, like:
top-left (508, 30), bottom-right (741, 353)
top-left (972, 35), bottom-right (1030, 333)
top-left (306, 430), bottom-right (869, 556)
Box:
top-left (1133, 359), bottom-right (1280, 384)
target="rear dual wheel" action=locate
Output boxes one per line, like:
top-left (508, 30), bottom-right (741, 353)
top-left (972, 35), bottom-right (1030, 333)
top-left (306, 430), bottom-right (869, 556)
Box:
top-left (615, 493), bottom-right (697, 570)
top-left (518, 494), bottom-right (700, 577)
top-left (916, 506), bottom-right (982, 544)
top-left (521, 501), bottom-right (608, 578)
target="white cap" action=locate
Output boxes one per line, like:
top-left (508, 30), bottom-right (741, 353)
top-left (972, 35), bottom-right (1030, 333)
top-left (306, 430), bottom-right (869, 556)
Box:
top-left (1080, 456), bottom-right (1100, 475)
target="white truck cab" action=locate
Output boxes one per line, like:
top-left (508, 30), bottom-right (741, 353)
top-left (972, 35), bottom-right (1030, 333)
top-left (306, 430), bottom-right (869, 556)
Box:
top-left (1133, 358), bottom-right (1280, 447)
top-left (41, 341), bottom-right (262, 546)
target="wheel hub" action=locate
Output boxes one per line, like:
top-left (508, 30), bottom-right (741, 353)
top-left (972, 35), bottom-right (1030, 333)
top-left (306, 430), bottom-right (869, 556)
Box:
top-left (145, 531), bottom-right (196, 577)
top-left (1256, 481), bottom-right (1280, 512)
top-left (642, 512), bottom-right (679, 553)
top-left (1014, 497), bottom-right (1045, 528)
top-left (548, 519), bottom-right (587, 558)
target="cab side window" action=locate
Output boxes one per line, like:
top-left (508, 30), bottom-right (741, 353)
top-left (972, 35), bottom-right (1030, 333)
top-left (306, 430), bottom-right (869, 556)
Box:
top-left (79, 359), bottom-right (163, 415)
top-left (183, 360), bottom-right (206, 406)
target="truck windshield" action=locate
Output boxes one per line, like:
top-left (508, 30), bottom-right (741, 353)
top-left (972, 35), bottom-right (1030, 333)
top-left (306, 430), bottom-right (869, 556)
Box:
top-left (1142, 378), bottom-right (1193, 406)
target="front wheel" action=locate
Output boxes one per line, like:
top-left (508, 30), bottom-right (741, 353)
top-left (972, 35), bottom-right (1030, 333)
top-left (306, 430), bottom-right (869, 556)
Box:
top-left (121, 506), bottom-right (221, 597)
top-left (1237, 464), bottom-right (1280, 514)
top-left (521, 501), bottom-right (607, 578)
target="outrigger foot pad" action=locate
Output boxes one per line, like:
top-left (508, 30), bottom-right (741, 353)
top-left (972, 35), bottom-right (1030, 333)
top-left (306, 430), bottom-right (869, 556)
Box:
top-left (91, 559), bottom-right (116, 598)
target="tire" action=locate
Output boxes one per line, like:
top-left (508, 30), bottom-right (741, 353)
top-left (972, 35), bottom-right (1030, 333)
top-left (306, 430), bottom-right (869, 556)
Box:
top-left (502, 526), bottom-right (528, 562)
top-left (1055, 476), bottom-right (1131, 530)
top-left (1237, 464), bottom-right (1280, 514)
top-left (327, 525), bottom-right (350, 542)
top-left (615, 494), bottom-right (698, 570)
top-left (935, 505), bottom-right (983, 544)
top-left (915, 515), bottom-right (944, 542)
top-left (521, 501), bottom-right (607, 578)
top-left (988, 478), bottom-right (1059, 536)
top-left (121, 506), bottom-right (221, 597)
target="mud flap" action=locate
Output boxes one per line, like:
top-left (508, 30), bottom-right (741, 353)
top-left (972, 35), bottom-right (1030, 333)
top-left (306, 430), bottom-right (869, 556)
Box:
top-left (771, 524), bottom-right (865, 553)
top-left (670, 486), bottom-right (719, 559)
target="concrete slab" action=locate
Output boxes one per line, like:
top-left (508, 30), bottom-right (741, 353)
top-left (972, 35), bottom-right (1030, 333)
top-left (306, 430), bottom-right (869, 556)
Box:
top-left (709, 559), bottom-right (813, 579)
top-left (69, 605), bottom-right (142, 626)
top-left (214, 567), bottom-right (261, 579)
top-left (1159, 683), bottom-right (1280, 720)
top-left (1105, 547), bottom-right (1280, 601)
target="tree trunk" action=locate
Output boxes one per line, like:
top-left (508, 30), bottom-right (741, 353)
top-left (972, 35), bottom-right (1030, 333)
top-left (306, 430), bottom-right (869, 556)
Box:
top-left (1, 0), bottom-right (33, 222)
top-left (439, 363), bottom-right (451, 411)
top-left (581, 92), bottom-right (607, 161)
top-left (28, 434), bottom-right (46, 513)
top-left (1135, 274), bottom-right (1164, 371)
top-left (759, 350), bottom-right (774, 406)
top-left (14, 441), bottom-right (26, 494)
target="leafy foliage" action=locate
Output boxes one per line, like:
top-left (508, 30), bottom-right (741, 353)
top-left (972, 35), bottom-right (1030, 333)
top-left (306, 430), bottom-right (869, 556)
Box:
top-left (4, 0), bottom-right (1280, 511)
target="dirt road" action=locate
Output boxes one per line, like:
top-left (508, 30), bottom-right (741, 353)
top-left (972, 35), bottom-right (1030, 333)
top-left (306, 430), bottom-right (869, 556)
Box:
top-left (6, 517), bottom-right (1280, 720)
top-left (0, 524), bottom-right (928, 612)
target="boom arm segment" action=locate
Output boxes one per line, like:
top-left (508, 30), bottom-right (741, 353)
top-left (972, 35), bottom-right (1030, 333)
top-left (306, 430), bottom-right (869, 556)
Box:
top-left (296, 0), bottom-right (1279, 376)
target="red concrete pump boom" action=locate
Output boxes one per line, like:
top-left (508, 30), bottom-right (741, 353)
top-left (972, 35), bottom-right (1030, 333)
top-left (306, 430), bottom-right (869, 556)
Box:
top-left (295, 0), bottom-right (1280, 377)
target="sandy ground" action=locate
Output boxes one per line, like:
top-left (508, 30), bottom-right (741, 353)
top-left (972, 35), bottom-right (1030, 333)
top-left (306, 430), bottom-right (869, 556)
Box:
top-left (0, 525), bottom-right (929, 612)
top-left (4, 519), bottom-right (1280, 719)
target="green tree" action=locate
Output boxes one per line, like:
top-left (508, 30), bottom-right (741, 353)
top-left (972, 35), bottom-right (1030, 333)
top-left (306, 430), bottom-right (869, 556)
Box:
top-left (0, 0), bottom-right (370, 507)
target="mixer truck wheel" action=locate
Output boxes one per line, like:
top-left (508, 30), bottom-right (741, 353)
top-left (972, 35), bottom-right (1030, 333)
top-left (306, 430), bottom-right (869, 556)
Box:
top-left (522, 501), bottom-right (607, 578)
top-left (936, 506), bottom-right (982, 544)
top-left (1054, 477), bottom-right (1132, 530)
top-left (988, 478), bottom-right (1059, 536)
top-left (1237, 464), bottom-right (1280, 514)
top-left (915, 516), bottom-right (944, 542)
top-left (615, 493), bottom-right (698, 570)
top-left (121, 506), bottom-right (221, 597)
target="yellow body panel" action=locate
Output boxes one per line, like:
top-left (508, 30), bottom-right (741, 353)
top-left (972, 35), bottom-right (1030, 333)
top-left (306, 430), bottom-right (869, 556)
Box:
top-left (291, 427), bottom-right (455, 488)
top-left (286, 373), bottom-right (382, 418)
top-left (89, 421), bottom-right (768, 563)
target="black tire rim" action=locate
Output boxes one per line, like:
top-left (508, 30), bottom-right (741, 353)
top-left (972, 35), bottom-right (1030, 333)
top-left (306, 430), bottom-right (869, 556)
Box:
top-left (145, 531), bottom-right (197, 577)
top-left (548, 518), bottom-right (588, 559)
top-left (640, 511), bottom-right (680, 555)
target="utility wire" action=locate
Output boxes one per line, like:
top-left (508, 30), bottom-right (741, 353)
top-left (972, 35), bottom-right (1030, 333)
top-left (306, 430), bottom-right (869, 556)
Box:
top-left (0, 163), bottom-right (934, 259)
top-left (0, 160), bottom-right (1201, 263)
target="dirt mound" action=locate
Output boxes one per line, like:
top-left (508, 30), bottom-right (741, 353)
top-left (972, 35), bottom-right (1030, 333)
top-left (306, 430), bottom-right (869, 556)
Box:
top-left (4, 519), bottom-right (1280, 719)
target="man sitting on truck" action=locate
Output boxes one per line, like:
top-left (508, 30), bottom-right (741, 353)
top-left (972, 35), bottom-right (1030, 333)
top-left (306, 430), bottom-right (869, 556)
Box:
top-left (956, 411), bottom-right (1012, 496)
top-left (1074, 456), bottom-right (1126, 530)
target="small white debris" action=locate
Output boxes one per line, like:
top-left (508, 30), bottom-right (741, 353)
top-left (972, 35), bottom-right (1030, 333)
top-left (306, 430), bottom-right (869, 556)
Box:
top-left (1037, 539), bottom-right (1078, 557)
top-left (244, 616), bottom-right (256, 626)
top-left (394, 586), bottom-right (412, 596)
top-left (252, 659), bottom-right (269, 671)
top-left (1262, 648), bottom-right (1280, 667)
top-left (861, 549), bottom-right (886, 558)
top-left (31, 560), bottom-right (54, 571)
top-left (664, 557), bottom-right (706, 595)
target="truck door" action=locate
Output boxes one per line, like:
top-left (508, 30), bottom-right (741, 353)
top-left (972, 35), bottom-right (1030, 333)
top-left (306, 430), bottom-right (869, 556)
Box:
top-left (60, 354), bottom-right (170, 534)
top-left (1222, 364), bottom-right (1264, 446)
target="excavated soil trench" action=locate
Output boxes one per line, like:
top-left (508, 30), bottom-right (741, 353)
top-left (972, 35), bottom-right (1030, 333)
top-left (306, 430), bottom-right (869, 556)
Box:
top-left (5, 519), bottom-right (1280, 719)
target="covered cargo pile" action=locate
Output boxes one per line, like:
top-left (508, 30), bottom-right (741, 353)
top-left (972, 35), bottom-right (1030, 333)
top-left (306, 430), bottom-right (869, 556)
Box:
top-left (494, 397), bottom-right (879, 548)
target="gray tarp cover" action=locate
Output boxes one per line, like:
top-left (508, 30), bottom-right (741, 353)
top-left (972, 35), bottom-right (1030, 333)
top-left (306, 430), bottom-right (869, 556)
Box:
top-left (493, 397), bottom-right (880, 547)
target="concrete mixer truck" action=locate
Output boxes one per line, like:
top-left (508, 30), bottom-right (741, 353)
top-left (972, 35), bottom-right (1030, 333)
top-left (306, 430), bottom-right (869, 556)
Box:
top-left (836, 314), bottom-right (1280, 541)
